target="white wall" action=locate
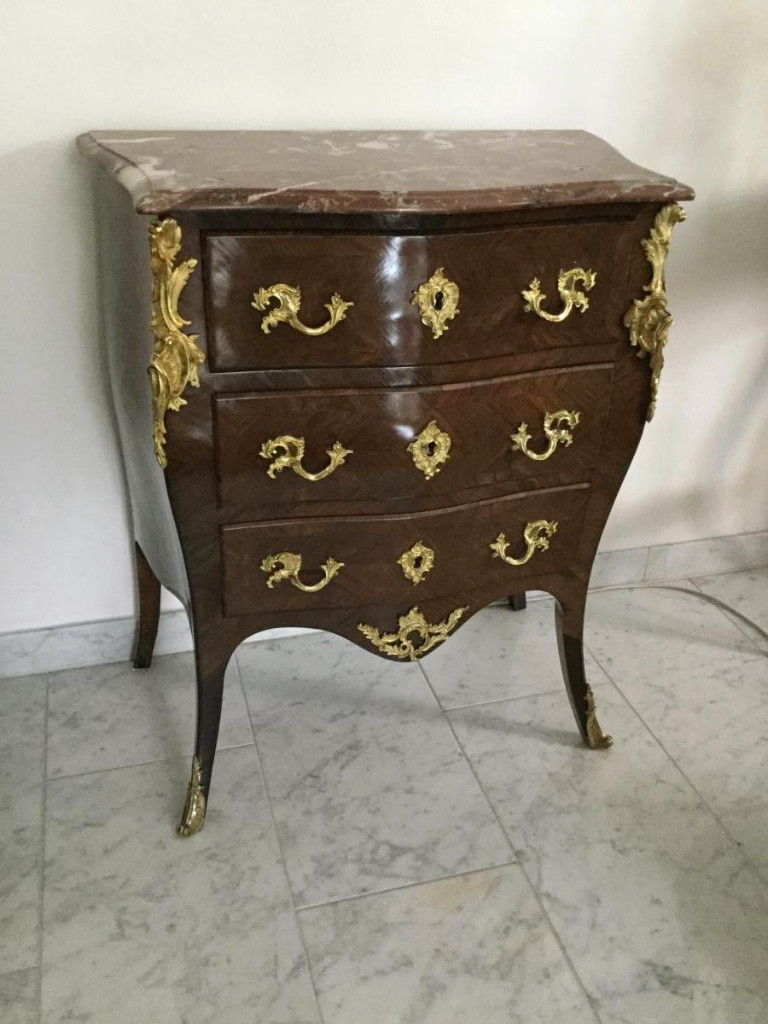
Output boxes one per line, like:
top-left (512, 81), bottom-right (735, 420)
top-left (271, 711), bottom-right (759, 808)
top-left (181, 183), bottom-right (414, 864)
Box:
top-left (1, 0), bottom-right (767, 633)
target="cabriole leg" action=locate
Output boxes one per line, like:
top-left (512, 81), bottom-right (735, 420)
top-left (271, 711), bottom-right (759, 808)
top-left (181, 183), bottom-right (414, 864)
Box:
top-left (178, 644), bottom-right (232, 837)
top-left (132, 542), bottom-right (161, 669)
top-left (553, 582), bottom-right (613, 750)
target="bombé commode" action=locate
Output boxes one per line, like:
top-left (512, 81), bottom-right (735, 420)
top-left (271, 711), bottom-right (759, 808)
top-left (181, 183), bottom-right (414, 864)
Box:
top-left (78, 130), bottom-right (693, 836)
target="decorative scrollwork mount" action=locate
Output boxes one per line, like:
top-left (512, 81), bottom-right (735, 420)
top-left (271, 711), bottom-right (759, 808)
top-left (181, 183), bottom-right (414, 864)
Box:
top-left (407, 420), bottom-right (452, 479)
top-left (623, 204), bottom-right (686, 421)
top-left (261, 552), bottom-right (343, 593)
top-left (522, 267), bottom-right (597, 323)
top-left (397, 541), bottom-right (435, 585)
top-left (252, 283), bottom-right (353, 336)
top-left (358, 605), bottom-right (466, 661)
top-left (148, 219), bottom-right (204, 468)
top-left (490, 519), bottom-right (558, 567)
top-left (511, 410), bottom-right (581, 462)
top-left (411, 268), bottom-right (460, 339)
top-left (260, 435), bottom-right (352, 481)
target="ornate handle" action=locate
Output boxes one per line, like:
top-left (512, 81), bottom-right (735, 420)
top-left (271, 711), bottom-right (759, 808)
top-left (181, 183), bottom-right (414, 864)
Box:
top-left (522, 267), bottom-right (597, 323)
top-left (490, 519), bottom-right (558, 566)
top-left (358, 605), bottom-right (467, 661)
top-left (260, 434), bottom-right (352, 481)
top-left (510, 410), bottom-right (580, 462)
top-left (252, 283), bottom-right (353, 336)
top-left (261, 552), bottom-right (344, 592)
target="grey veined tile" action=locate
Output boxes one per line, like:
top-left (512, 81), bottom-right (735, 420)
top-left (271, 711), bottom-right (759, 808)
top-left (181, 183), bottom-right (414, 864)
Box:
top-left (449, 683), bottom-right (768, 1024)
top-left (42, 748), bottom-right (319, 1024)
top-left (0, 968), bottom-right (39, 1024)
top-left (237, 632), bottom-right (511, 907)
top-left (46, 652), bottom-right (252, 778)
top-left (645, 530), bottom-right (768, 582)
top-left (584, 583), bottom-right (768, 883)
top-left (693, 567), bottom-right (768, 653)
top-left (0, 674), bottom-right (46, 973)
top-left (590, 545), bottom-right (649, 589)
top-left (582, 583), bottom-right (757, 686)
top-left (419, 601), bottom-right (565, 709)
top-left (299, 865), bottom-right (596, 1024)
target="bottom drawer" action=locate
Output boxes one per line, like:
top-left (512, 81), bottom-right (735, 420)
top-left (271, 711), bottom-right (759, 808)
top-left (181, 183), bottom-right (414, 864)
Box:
top-left (221, 485), bottom-right (588, 617)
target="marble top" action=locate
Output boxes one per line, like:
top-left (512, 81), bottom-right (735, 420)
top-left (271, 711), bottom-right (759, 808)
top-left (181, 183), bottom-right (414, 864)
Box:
top-left (77, 130), bottom-right (693, 216)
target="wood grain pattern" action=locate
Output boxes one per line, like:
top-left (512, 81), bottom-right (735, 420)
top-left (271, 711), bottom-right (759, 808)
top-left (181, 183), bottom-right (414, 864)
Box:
top-left (205, 224), bottom-right (626, 371)
top-left (214, 365), bottom-right (612, 515)
top-left (221, 485), bottom-right (588, 616)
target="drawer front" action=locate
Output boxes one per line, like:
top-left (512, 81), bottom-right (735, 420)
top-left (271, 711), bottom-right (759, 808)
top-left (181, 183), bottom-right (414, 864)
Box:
top-left (215, 366), bottom-right (611, 512)
top-left (204, 222), bottom-right (629, 371)
top-left (221, 486), bottom-right (588, 617)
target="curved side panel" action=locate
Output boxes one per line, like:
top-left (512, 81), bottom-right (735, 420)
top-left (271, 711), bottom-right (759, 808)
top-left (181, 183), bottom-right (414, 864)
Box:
top-left (91, 171), bottom-right (190, 608)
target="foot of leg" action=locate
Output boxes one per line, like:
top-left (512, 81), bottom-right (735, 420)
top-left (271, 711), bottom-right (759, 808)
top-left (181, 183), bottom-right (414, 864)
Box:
top-left (176, 647), bottom-right (231, 837)
top-left (584, 684), bottom-right (613, 750)
top-left (554, 584), bottom-right (614, 750)
top-left (178, 756), bottom-right (207, 836)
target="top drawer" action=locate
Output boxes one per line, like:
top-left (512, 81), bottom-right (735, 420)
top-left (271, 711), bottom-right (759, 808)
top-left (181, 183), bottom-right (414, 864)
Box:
top-left (203, 221), bottom-right (630, 371)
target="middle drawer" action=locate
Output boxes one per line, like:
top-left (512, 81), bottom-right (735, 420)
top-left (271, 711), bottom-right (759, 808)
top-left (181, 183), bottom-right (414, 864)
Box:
top-left (215, 365), bottom-right (611, 511)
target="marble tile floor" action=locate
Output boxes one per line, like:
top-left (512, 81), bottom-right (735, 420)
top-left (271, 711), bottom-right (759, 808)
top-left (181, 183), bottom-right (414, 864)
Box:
top-left (1, 568), bottom-right (767, 1023)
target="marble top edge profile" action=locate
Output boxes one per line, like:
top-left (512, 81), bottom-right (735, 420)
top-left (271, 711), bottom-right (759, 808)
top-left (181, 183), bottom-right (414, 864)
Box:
top-left (77, 129), bottom-right (694, 215)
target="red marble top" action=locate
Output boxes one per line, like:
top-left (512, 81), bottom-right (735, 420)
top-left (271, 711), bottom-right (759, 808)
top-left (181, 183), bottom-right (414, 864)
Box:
top-left (77, 130), bottom-right (693, 216)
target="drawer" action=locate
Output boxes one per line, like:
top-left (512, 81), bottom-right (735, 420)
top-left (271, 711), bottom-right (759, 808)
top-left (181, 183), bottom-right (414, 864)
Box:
top-left (215, 365), bottom-right (612, 512)
top-left (204, 221), bottom-right (630, 371)
top-left (221, 485), bottom-right (588, 617)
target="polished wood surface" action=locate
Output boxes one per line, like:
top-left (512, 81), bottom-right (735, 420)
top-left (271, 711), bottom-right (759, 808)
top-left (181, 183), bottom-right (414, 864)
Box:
top-left (214, 365), bottom-right (612, 514)
top-left (81, 130), bottom-right (692, 830)
top-left (221, 486), bottom-right (588, 617)
top-left (206, 222), bottom-right (627, 370)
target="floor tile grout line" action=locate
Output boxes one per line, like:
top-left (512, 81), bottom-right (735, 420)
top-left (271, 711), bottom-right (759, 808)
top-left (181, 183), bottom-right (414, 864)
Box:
top-left (231, 651), bottom-right (327, 1024)
top-left (295, 860), bottom-right (520, 913)
top-left (641, 543), bottom-right (653, 581)
top-left (417, 663), bottom-right (603, 1024)
top-left (37, 677), bottom-right (49, 1022)
top-left (583, 638), bottom-right (768, 893)
top-left (43, 741), bottom-right (255, 785)
top-left (441, 688), bottom-right (564, 713)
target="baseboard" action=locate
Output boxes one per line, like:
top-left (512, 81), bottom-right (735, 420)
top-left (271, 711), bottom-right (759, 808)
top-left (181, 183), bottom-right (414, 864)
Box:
top-left (2, 529), bottom-right (766, 680)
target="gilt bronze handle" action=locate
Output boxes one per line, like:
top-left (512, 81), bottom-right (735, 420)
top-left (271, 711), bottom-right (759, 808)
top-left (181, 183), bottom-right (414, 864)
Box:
top-left (510, 410), bottom-right (580, 461)
top-left (260, 435), bottom-right (352, 481)
top-left (252, 283), bottom-right (353, 335)
top-left (490, 520), bottom-right (558, 567)
top-left (522, 267), bottom-right (597, 323)
top-left (261, 552), bottom-right (344, 593)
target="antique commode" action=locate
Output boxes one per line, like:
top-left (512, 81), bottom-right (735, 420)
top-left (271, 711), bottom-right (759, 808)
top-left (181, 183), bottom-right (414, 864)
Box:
top-left (78, 130), bottom-right (693, 836)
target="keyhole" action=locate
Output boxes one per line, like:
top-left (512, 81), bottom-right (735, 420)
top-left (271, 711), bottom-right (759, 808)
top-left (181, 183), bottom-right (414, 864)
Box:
top-left (425, 441), bottom-right (437, 457)
top-left (433, 290), bottom-right (444, 311)
top-left (413, 555), bottom-right (423, 570)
